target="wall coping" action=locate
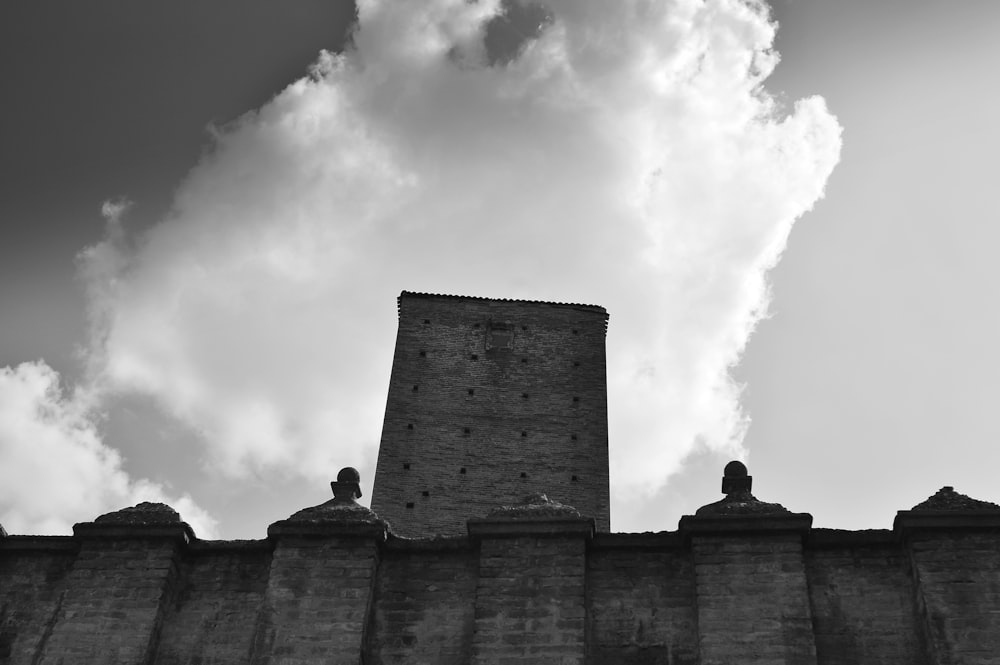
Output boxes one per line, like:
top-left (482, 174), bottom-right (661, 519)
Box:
top-left (384, 534), bottom-right (473, 552)
top-left (806, 528), bottom-right (896, 549)
top-left (893, 510), bottom-right (1000, 534)
top-left (678, 512), bottom-right (813, 540)
top-left (590, 531), bottom-right (685, 550)
top-left (0, 535), bottom-right (79, 553)
top-left (467, 517), bottom-right (595, 539)
top-left (267, 520), bottom-right (388, 541)
top-left (187, 539), bottom-right (274, 553)
top-left (73, 521), bottom-right (196, 544)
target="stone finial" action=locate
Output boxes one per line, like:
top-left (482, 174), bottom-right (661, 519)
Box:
top-left (695, 461), bottom-right (789, 517)
top-left (910, 486), bottom-right (1000, 512)
top-left (721, 460), bottom-right (752, 495)
top-left (273, 467), bottom-right (386, 534)
top-left (331, 466), bottom-right (363, 503)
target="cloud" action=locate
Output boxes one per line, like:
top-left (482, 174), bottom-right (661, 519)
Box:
top-left (0, 361), bottom-right (217, 537)
top-left (75, 0), bottom-right (840, 523)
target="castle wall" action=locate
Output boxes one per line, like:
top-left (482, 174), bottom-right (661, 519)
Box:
top-left (152, 542), bottom-right (271, 665)
top-left (372, 292), bottom-right (611, 537)
top-left (4, 510), bottom-right (998, 664)
top-left (805, 530), bottom-right (928, 665)
top-left (0, 539), bottom-right (75, 664)
top-left (368, 539), bottom-right (477, 665)
top-left (586, 534), bottom-right (699, 665)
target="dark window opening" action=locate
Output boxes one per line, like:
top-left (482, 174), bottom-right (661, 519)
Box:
top-left (423, 319), bottom-right (431, 324)
top-left (463, 428), bottom-right (471, 435)
top-left (521, 358), bottom-right (528, 364)
top-left (422, 491), bottom-right (430, 497)
top-left (403, 463), bottom-right (411, 470)
top-left (520, 472), bottom-right (527, 478)
top-left (571, 434), bottom-right (578, 440)
top-left (460, 467), bottom-right (467, 474)
top-left (521, 325), bottom-right (528, 331)
top-left (521, 431), bottom-right (527, 437)
top-left (572, 329), bottom-right (578, 335)
top-left (521, 393), bottom-right (529, 399)
top-left (407, 423), bottom-right (414, 430)
top-left (572, 396), bottom-right (580, 402)
top-left (470, 354), bottom-right (479, 360)
top-left (468, 389), bottom-right (475, 396)
top-left (419, 350), bottom-right (426, 357)
top-left (572, 475), bottom-right (579, 482)
top-left (413, 385), bottom-right (419, 391)
top-left (406, 502), bottom-right (415, 509)
top-left (573, 361), bottom-right (580, 367)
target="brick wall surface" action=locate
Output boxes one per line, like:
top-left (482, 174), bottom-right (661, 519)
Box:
top-left (904, 531), bottom-right (1000, 665)
top-left (372, 293), bottom-right (611, 537)
top-left (586, 535), bottom-right (699, 665)
top-left (692, 533), bottom-right (818, 665)
top-left (0, 540), bottom-right (75, 665)
top-left (252, 535), bottom-right (380, 665)
top-left (473, 535), bottom-right (588, 665)
top-left (33, 535), bottom-right (183, 665)
top-left (805, 531), bottom-right (928, 665)
top-left (5, 522), bottom-right (1000, 664)
top-left (152, 542), bottom-right (272, 665)
top-left (368, 539), bottom-right (476, 665)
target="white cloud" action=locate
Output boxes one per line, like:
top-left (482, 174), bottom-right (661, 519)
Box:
top-left (0, 361), bottom-right (217, 537)
top-left (75, 0), bottom-right (841, 525)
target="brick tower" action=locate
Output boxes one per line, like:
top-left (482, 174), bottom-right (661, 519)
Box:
top-left (371, 291), bottom-right (611, 537)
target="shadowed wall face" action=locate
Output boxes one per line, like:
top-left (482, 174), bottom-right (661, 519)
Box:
top-left (371, 292), bottom-right (610, 537)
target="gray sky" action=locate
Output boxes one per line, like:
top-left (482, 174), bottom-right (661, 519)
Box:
top-left (1, 0), bottom-right (998, 538)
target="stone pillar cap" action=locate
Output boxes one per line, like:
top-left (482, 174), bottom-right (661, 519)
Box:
top-left (73, 502), bottom-right (195, 543)
top-left (894, 486), bottom-right (1000, 532)
top-left (695, 461), bottom-right (790, 517)
top-left (268, 467), bottom-right (387, 539)
top-left (679, 461), bottom-right (812, 537)
top-left (467, 494), bottom-right (594, 538)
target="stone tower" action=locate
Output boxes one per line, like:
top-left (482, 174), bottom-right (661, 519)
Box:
top-left (371, 291), bottom-right (611, 537)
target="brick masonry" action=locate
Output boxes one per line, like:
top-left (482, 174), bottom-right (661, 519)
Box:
top-left (371, 292), bottom-right (611, 537)
top-left (2, 482), bottom-right (1000, 664)
top-left (3, 294), bottom-right (999, 663)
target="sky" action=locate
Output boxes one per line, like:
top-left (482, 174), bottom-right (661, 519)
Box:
top-left (1, 0), bottom-right (998, 539)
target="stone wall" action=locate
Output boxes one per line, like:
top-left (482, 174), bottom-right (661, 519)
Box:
top-left (2, 470), bottom-right (999, 665)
